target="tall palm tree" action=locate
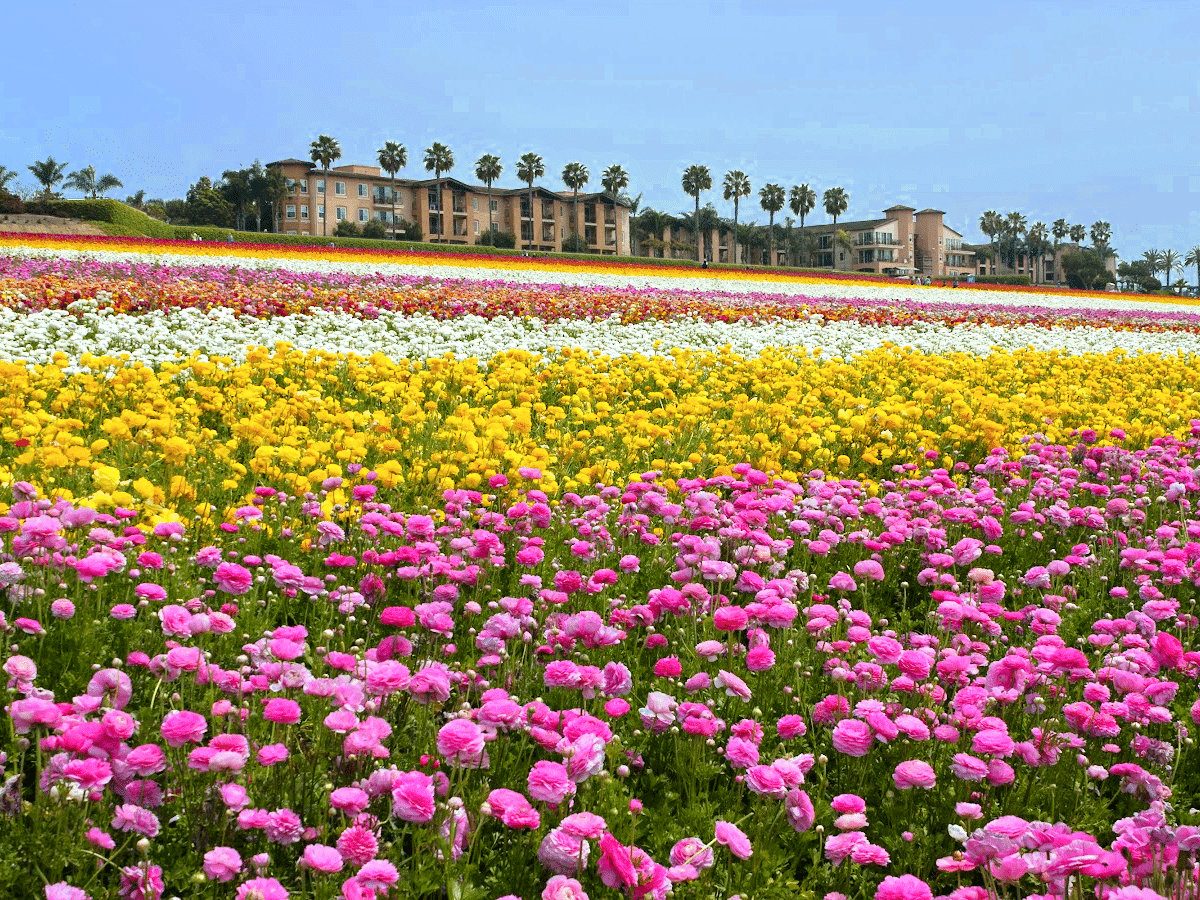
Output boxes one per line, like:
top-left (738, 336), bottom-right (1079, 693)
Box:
top-left (1002, 212), bottom-right (1027, 269)
top-left (789, 184), bottom-right (816, 267)
top-left (516, 152), bottom-right (545, 251)
top-left (822, 187), bottom-right (848, 268)
top-left (1161, 249), bottom-right (1182, 292)
top-left (1026, 222), bottom-right (1048, 284)
top-left (474, 154), bottom-right (503, 237)
top-left (309, 135), bottom-right (341, 237)
top-left (722, 171), bottom-right (751, 263)
top-left (979, 211), bottom-right (1002, 274)
top-left (1068, 223), bottom-right (1087, 245)
top-left (1090, 221), bottom-right (1113, 258)
top-left (0, 166), bottom-right (18, 194)
top-left (1142, 249), bottom-right (1163, 285)
top-left (1051, 218), bottom-right (1069, 281)
top-left (64, 165), bottom-right (124, 200)
top-left (423, 143), bottom-right (454, 242)
top-left (377, 141), bottom-right (407, 240)
top-left (1184, 246), bottom-right (1200, 294)
top-left (681, 165), bottom-right (712, 262)
top-left (759, 183), bottom-right (785, 266)
top-left (28, 156), bottom-right (69, 198)
top-left (561, 162), bottom-right (590, 242)
top-left (600, 164), bottom-right (629, 254)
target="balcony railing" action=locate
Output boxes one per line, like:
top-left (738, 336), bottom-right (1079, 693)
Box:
top-left (854, 235), bottom-right (899, 246)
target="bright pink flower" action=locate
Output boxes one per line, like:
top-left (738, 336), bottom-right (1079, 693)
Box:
top-left (715, 670), bottom-right (751, 701)
top-left (235, 877), bottom-right (288, 900)
top-left (45, 884), bottom-right (89, 900)
top-left (715, 820), bottom-right (752, 859)
top-left (262, 698), bottom-right (301, 724)
top-left (893, 760), bottom-right (937, 790)
top-left (203, 847), bottom-right (243, 882)
top-left (543, 875), bottom-right (589, 900)
top-left (391, 770), bottom-right (435, 823)
top-left (875, 874), bottom-right (933, 900)
top-left (160, 709), bottom-right (207, 747)
top-left (831, 718), bottom-right (874, 757)
top-left (213, 562), bottom-right (253, 595)
top-left (528, 760), bottom-right (575, 806)
top-left (437, 719), bottom-right (487, 768)
top-left (538, 828), bottom-right (589, 875)
top-left (336, 825), bottom-right (378, 865)
top-left (302, 844), bottom-right (344, 874)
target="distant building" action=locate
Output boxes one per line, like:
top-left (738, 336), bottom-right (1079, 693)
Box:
top-left (266, 159), bottom-right (632, 254)
top-left (967, 241), bottom-right (1117, 284)
top-left (798, 205), bottom-right (975, 277)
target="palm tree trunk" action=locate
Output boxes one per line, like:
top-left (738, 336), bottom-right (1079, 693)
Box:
top-left (695, 196), bottom-right (701, 263)
top-left (831, 215), bottom-right (837, 268)
top-left (322, 167), bottom-right (329, 237)
top-left (487, 183), bottom-right (494, 234)
top-left (391, 174), bottom-right (397, 241)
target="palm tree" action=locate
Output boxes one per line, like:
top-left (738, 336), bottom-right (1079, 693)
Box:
top-left (822, 187), bottom-right (848, 268)
top-left (1052, 218), bottom-right (1069, 281)
top-left (759, 183), bottom-right (785, 266)
top-left (1090, 221), bottom-right (1113, 258)
top-left (28, 156), bottom-right (69, 198)
top-left (1142, 249), bottom-right (1163, 285)
top-left (1184, 246), bottom-right (1200, 294)
top-left (1026, 222), bottom-right (1048, 284)
top-left (516, 153), bottom-right (545, 251)
top-left (474, 154), bottom-right (503, 237)
top-left (561, 162), bottom-right (590, 242)
top-left (1068, 223), bottom-right (1086, 245)
top-left (423, 143), bottom-right (454, 242)
top-left (979, 211), bottom-right (1002, 274)
top-left (0, 166), bottom-right (18, 194)
top-left (1002, 212), bottom-right (1027, 269)
top-left (600, 164), bottom-right (629, 254)
top-left (722, 171), bottom-right (751, 263)
top-left (681, 165), bottom-right (712, 262)
top-left (125, 189), bottom-right (146, 209)
top-left (1161, 248), bottom-right (1182, 292)
top-left (64, 165), bottom-right (124, 200)
top-left (377, 141), bottom-right (407, 241)
top-left (789, 184), bottom-right (816, 267)
top-left (634, 208), bottom-right (672, 257)
top-left (309, 135), bottom-right (341, 237)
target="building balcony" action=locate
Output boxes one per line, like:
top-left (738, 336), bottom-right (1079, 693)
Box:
top-left (853, 236), bottom-right (900, 246)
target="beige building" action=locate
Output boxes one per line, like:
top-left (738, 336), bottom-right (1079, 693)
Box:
top-left (969, 241), bottom-right (1117, 285)
top-left (266, 158), bottom-right (632, 255)
top-left (799, 205), bottom-right (975, 277)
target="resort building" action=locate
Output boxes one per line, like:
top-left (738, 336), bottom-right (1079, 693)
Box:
top-left (968, 242), bottom-right (1118, 285)
top-left (266, 159), bottom-right (633, 255)
top-left (800, 205), bottom-right (975, 277)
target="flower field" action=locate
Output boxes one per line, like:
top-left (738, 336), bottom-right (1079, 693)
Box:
top-left (2, 236), bottom-right (1200, 900)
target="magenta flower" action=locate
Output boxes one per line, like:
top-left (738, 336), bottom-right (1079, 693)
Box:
top-left (160, 709), bottom-right (207, 748)
top-left (391, 770), bottom-right (436, 823)
top-left (715, 820), bottom-right (753, 859)
top-left (875, 874), bottom-right (933, 900)
top-left (235, 877), bottom-right (288, 900)
top-left (528, 760), bottom-right (575, 806)
top-left (203, 847), bottom-right (243, 883)
top-left (893, 760), bottom-right (937, 790)
top-left (543, 875), bottom-right (589, 900)
top-left (830, 718), bottom-right (874, 757)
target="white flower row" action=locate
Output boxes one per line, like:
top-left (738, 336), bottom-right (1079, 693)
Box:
top-left (2, 304), bottom-right (1199, 372)
top-left (8, 246), bottom-right (1199, 315)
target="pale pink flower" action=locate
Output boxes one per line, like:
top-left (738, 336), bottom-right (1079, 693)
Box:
top-left (203, 847), bottom-right (243, 882)
top-left (543, 875), bottom-right (589, 900)
top-left (893, 760), bottom-right (937, 790)
top-left (715, 820), bottom-right (752, 859)
top-left (302, 844), bottom-right (344, 874)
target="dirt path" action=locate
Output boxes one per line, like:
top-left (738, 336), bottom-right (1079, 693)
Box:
top-left (0, 214), bottom-right (107, 236)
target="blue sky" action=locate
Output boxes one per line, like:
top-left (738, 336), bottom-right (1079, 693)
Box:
top-left (4, 0), bottom-right (1199, 262)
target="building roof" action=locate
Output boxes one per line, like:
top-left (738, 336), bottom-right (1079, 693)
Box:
top-left (883, 204), bottom-right (916, 212)
top-left (804, 216), bottom-right (892, 233)
top-left (266, 158), bottom-right (315, 168)
top-left (916, 208), bottom-right (947, 215)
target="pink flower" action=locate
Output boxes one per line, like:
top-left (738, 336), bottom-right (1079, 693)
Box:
top-left (715, 670), bottom-right (751, 701)
top-left (203, 847), bottom-right (243, 882)
top-left (262, 698), bottom-right (302, 724)
top-left (715, 820), bottom-right (753, 859)
top-left (302, 844), bottom-right (344, 874)
top-left (235, 877), bottom-right (288, 900)
top-left (543, 875), bottom-right (589, 900)
top-left (875, 875), bottom-right (933, 900)
top-left (265, 808), bottom-right (304, 845)
top-left (670, 837), bottom-right (714, 870)
top-left (336, 824), bottom-right (378, 865)
top-left (45, 884), bottom-right (89, 900)
top-left (830, 718), bottom-right (874, 757)
top-left (785, 788), bottom-right (816, 832)
top-left (776, 714), bottom-right (807, 739)
top-left (356, 860), bottom-right (399, 891)
top-left (893, 760), bottom-right (937, 790)
top-left (160, 709), bottom-right (207, 748)
top-left (213, 562), bottom-right (253, 595)
top-left (485, 788), bottom-right (540, 830)
top-left (437, 719), bottom-right (487, 768)
top-left (528, 760), bottom-right (575, 806)
top-left (538, 827), bottom-right (590, 875)
top-left (653, 657), bottom-right (682, 678)
top-left (391, 770), bottom-right (435, 823)
top-left (329, 787), bottom-right (370, 816)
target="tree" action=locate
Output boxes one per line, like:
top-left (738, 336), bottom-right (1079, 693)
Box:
top-left (361, 219), bottom-right (388, 240)
top-left (1068, 223), bottom-right (1086, 244)
top-left (1185, 246), bottom-right (1200, 294)
top-left (219, 166), bottom-right (254, 231)
top-left (474, 154), bottom-right (502, 237)
top-left (600, 164), bottom-right (629, 254)
top-left (681, 165), bottom-right (712, 262)
top-left (1061, 248), bottom-right (1109, 290)
top-left (1001, 211), bottom-right (1027, 269)
top-left (822, 187), bottom-right (848, 268)
top-left (515, 153), bottom-right (545, 251)
top-left (377, 141), bottom-right (408, 241)
top-left (1051, 218), bottom-right (1069, 281)
top-left (28, 157), bottom-right (69, 198)
top-left (64, 165), bottom-right (123, 200)
top-left (979, 211), bottom-right (1002, 273)
top-left (1142, 249), bottom-right (1163, 285)
top-left (184, 176), bottom-right (234, 227)
top-left (309, 135), bottom-right (341, 237)
top-left (1117, 260), bottom-right (1160, 293)
top-left (1161, 249), bottom-right (1181, 292)
top-left (789, 184), bottom-right (816, 267)
top-left (0, 166), bottom-right (19, 194)
top-left (1026, 222), bottom-right (1049, 284)
top-left (1090, 221), bottom-right (1113, 258)
top-left (634, 208), bottom-right (672, 257)
top-left (251, 163), bottom-right (288, 233)
top-left (125, 189), bottom-right (146, 209)
top-left (722, 171), bottom-right (751, 263)
top-left (758, 183), bottom-right (785, 266)
top-left (561, 162), bottom-right (589, 240)
top-left (423, 143), bottom-right (454, 242)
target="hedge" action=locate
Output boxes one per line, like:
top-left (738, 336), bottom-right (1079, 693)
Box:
top-left (973, 274), bottom-right (1032, 286)
top-left (24, 199), bottom-right (175, 239)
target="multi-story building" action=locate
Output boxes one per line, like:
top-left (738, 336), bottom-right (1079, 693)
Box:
top-left (968, 241), bottom-right (1117, 285)
top-left (266, 159), bottom-right (632, 255)
top-left (799, 205), bottom-right (975, 277)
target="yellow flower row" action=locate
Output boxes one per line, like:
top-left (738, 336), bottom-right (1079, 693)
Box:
top-left (2, 345), bottom-right (1197, 520)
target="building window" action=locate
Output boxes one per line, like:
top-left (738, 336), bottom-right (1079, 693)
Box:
top-left (357, 184), bottom-right (367, 197)
top-left (336, 207), bottom-right (347, 220)
top-left (318, 205), bottom-right (325, 219)
top-left (299, 181), bottom-right (307, 193)
top-left (585, 225), bottom-right (597, 244)
top-left (286, 205), bottom-right (296, 219)
top-left (472, 197), bottom-right (478, 210)
top-left (317, 180), bottom-right (325, 193)
top-left (473, 220), bottom-right (479, 234)
top-left (358, 209), bottom-right (369, 223)
top-left (300, 206), bottom-right (308, 219)
top-left (335, 181), bottom-right (346, 195)
top-left (491, 199), bottom-right (498, 212)
top-left (429, 214), bottom-right (439, 233)
top-left (286, 179), bottom-right (296, 194)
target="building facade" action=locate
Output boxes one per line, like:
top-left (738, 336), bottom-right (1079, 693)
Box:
top-left (968, 242), bottom-right (1118, 285)
top-left (266, 159), bottom-right (633, 255)
top-left (798, 205), bottom-right (975, 277)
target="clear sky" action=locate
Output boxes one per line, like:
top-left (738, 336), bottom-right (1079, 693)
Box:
top-left (4, 0), bottom-right (1198, 262)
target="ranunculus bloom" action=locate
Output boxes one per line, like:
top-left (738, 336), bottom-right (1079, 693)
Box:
top-left (203, 846), bottom-right (243, 882)
top-left (715, 820), bottom-right (753, 859)
top-left (160, 709), bottom-right (207, 747)
top-left (527, 760), bottom-right (575, 806)
top-left (437, 719), bottom-right (487, 768)
top-left (893, 760), bottom-right (937, 790)
top-left (875, 874), bottom-right (933, 900)
top-left (543, 875), bottom-right (589, 900)
top-left (831, 718), bottom-right (874, 757)
top-left (302, 844), bottom-right (343, 874)
top-left (391, 770), bottom-right (436, 823)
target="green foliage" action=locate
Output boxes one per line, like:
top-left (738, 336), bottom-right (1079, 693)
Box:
top-left (24, 198), bottom-right (175, 237)
top-left (360, 219), bottom-right (388, 239)
top-left (477, 228), bottom-right (516, 249)
top-left (333, 219), bottom-right (362, 237)
top-left (0, 192), bottom-right (24, 213)
top-left (561, 234), bottom-right (590, 253)
top-left (184, 176), bottom-right (234, 227)
top-left (974, 274), bottom-right (1032, 285)
top-left (1061, 248), bottom-right (1111, 290)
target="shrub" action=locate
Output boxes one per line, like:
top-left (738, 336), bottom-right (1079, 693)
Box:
top-left (973, 274), bottom-right (1032, 286)
top-left (478, 229), bottom-right (516, 249)
top-left (0, 192), bottom-right (23, 214)
top-left (360, 219), bottom-right (387, 240)
top-left (333, 220), bottom-right (361, 238)
top-left (24, 198), bottom-right (174, 238)
top-left (561, 234), bottom-right (590, 253)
